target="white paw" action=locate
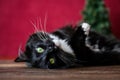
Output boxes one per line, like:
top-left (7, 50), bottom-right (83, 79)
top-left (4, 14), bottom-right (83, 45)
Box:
top-left (81, 23), bottom-right (91, 35)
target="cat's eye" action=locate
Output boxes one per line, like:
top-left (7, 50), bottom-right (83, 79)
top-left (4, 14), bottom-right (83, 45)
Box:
top-left (36, 47), bottom-right (44, 53)
top-left (49, 58), bottom-right (55, 64)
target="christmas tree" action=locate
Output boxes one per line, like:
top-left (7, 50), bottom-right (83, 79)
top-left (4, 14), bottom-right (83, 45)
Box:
top-left (82, 0), bottom-right (111, 35)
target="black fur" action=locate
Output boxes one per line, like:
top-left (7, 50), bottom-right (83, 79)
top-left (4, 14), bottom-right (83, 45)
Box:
top-left (70, 25), bottom-right (120, 65)
top-left (15, 23), bottom-right (120, 69)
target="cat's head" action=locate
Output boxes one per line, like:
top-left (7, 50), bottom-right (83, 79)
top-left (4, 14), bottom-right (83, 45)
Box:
top-left (15, 32), bottom-right (76, 69)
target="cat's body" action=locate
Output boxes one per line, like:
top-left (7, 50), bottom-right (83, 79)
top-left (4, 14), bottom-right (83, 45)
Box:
top-left (15, 23), bottom-right (120, 69)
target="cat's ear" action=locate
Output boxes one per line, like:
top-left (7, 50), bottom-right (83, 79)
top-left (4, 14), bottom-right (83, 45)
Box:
top-left (14, 46), bottom-right (27, 62)
top-left (14, 53), bottom-right (27, 62)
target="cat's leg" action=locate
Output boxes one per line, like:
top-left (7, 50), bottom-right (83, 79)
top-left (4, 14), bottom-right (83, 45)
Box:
top-left (75, 23), bottom-right (91, 36)
top-left (72, 22), bottom-right (91, 42)
top-left (70, 23), bottom-right (92, 61)
top-left (81, 23), bottom-right (91, 35)
top-left (70, 22), bottom-right (91, 46)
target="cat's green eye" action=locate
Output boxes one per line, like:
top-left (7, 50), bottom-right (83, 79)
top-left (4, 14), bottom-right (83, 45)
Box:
top-left (36, 47), bottom-right (44, 53)
top-left (49, 58), bottom-right (55, 64)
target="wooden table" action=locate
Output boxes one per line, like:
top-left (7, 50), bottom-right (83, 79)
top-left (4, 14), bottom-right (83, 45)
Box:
top-left (0, 60), bottom-right (120, 80)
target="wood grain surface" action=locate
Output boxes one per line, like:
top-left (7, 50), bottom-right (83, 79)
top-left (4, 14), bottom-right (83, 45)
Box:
top-left (0, 60), bottom-right (120, 80)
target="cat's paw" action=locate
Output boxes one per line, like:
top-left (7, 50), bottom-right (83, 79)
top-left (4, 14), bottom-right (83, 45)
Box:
top-left (81, 23), bottom-right (91, 35)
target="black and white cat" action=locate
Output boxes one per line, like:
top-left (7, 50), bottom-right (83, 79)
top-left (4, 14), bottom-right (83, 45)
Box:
top-left (15, 23), bottom-right (120, 69)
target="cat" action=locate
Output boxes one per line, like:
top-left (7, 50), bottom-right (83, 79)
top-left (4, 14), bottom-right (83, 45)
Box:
top-left (15, 22), bottom-right (120, 69)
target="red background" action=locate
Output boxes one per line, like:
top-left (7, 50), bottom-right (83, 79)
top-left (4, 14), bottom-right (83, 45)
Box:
top-left (0, 0), bottom-right (120, 59)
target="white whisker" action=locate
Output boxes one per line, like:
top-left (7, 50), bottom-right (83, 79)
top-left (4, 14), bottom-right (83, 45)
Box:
top-left (36, 17), bottom-right (46, 40)
top-left (35, 18), bottom-right (47, 40)
top-left (18, 44), bottom-right (23, 57)
top-left (43, 13), bottom-right (48, 39)
top-left (29, 20), bottom-right (44, 40)
top-left (44, 13), bottom-right (47, 33)
top-left (29, 13), bottom-right (49, 41)
top-left (29, 20), bottom-right (38, 32)
top-left (36, 17), bottom-right (40, 31)
top-left (39, 17), bottom-right (48, 40)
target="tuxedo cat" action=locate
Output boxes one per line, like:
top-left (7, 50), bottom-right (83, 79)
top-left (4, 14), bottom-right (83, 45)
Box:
top-left (15, 23), bottom-right (120, 69)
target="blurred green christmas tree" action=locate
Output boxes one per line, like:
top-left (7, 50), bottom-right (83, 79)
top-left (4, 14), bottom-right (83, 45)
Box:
top-left (82, 0), bottom-right (111, 35)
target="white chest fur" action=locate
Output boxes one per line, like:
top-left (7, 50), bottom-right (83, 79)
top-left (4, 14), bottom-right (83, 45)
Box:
top-left (49, 34), bottom-right (74, 56)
